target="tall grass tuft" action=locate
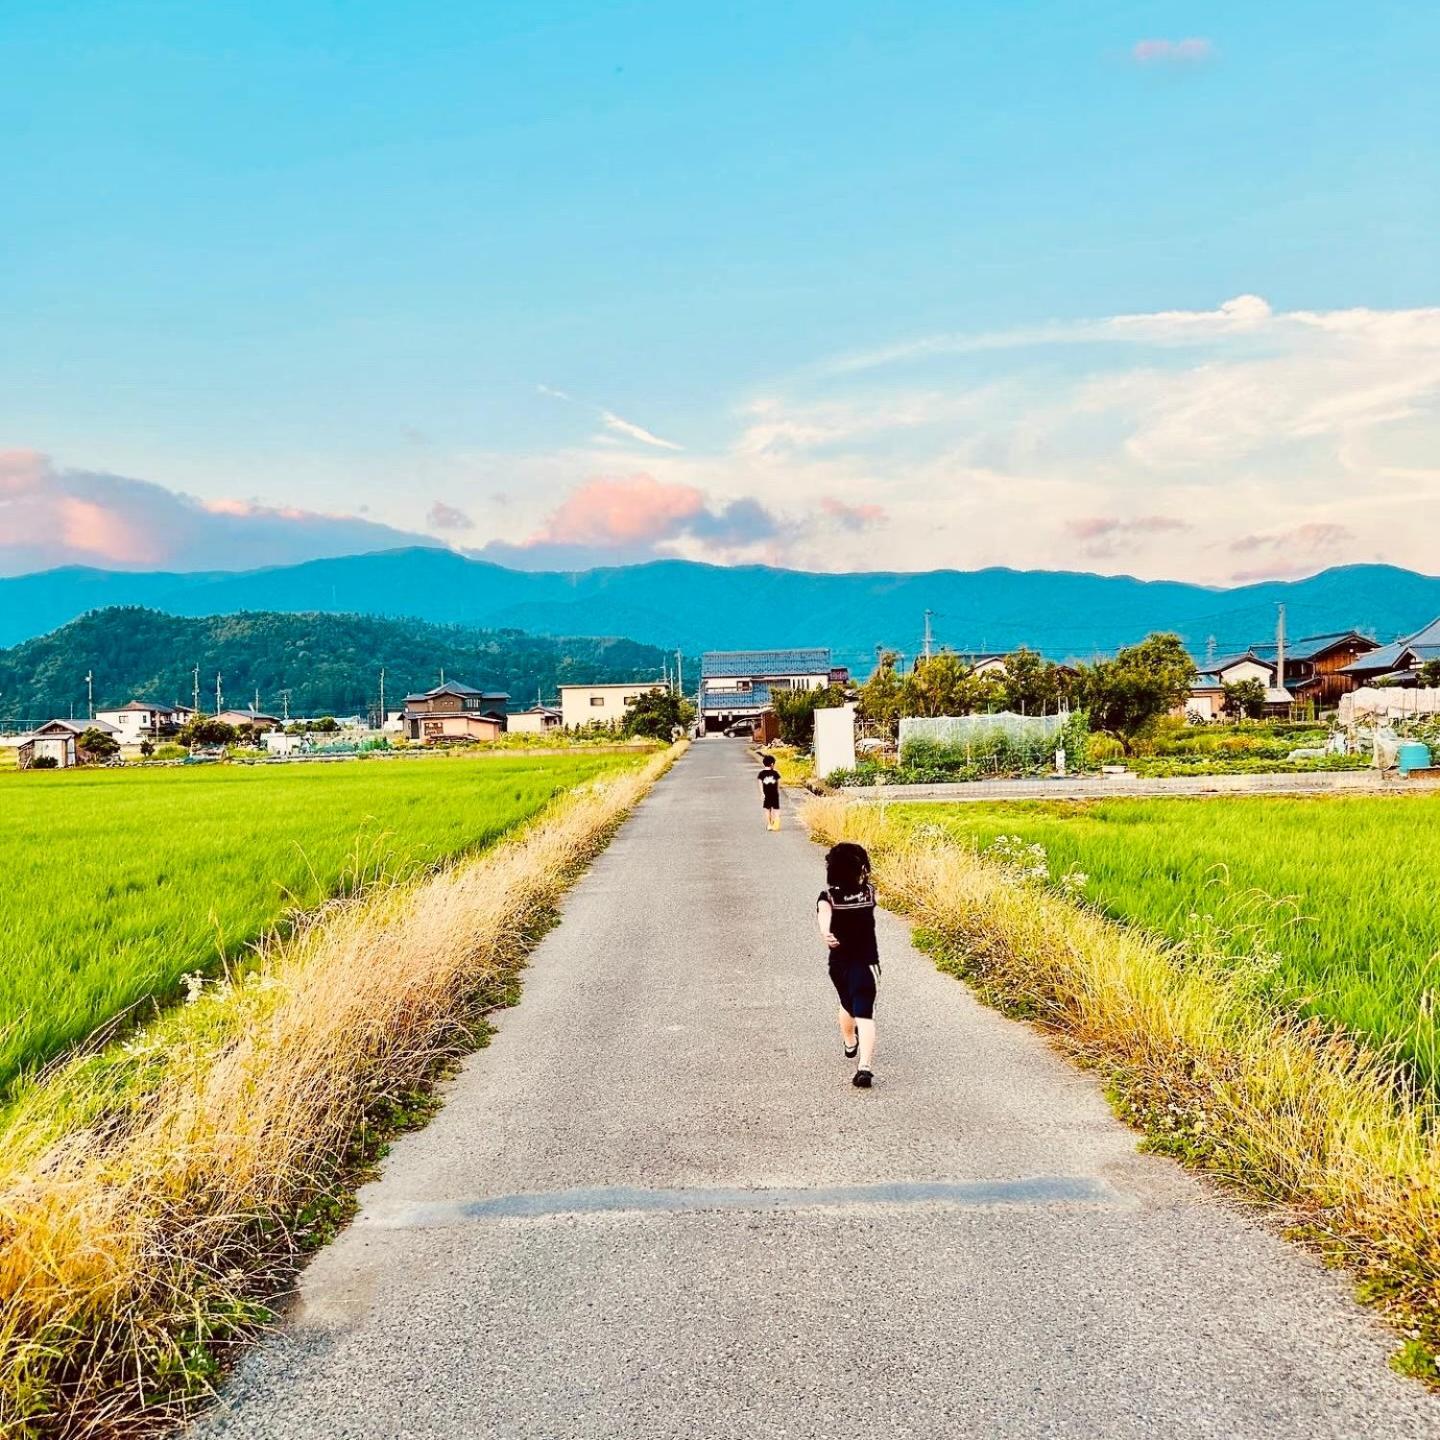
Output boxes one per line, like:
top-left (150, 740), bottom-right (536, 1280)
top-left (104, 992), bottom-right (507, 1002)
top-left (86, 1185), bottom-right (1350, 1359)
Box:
top-left (0, 749), bottom-right (676, 1437)
top-left (803, 796), bottom-right (1440, 1381)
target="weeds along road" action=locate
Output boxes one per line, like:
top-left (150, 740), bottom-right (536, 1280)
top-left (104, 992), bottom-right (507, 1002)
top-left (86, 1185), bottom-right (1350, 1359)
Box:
top-left (193, 740), bottom-right (1434, 1439)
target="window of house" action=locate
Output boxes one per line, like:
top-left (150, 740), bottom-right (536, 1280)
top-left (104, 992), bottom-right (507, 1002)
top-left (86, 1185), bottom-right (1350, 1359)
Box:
top-left (623, 696), bottom-right (638, 705)
top-left (590, 696), bottom-right (606, 707)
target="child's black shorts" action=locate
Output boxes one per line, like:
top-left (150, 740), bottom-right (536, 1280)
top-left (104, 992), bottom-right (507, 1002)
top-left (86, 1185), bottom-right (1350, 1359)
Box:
top-left (829, 955), bottom-right (878, 1019)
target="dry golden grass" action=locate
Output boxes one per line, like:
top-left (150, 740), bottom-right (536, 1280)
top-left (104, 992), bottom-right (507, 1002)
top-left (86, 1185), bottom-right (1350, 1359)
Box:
top-left (0, 748), bottom-right (677, 1438)
top-left (803, 796), bottom-right (1440, 1381)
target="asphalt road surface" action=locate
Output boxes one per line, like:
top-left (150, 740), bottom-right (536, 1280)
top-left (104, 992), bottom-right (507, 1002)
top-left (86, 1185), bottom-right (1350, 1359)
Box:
top-left (194, 740), bottom-right (1435, 1439)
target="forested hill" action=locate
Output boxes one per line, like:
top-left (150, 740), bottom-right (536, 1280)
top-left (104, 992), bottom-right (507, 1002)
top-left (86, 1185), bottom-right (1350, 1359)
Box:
top-left (4, 549), bottom-right (1440, 661)
top-left (0, 608), bottom-right (684, 723)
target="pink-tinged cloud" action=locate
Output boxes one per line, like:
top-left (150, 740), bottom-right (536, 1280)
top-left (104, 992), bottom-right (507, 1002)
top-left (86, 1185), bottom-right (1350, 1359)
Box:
top-left (478, 474), bottom-right (789, 569)
top-left (1066, 514), bottom-right (1190, 541)
top-left (1231, 523), bottom-right (1354, 555)
top-left (1132, 37), bottom-right (1216, 66)
top-left (0, 451), bottom-right (443, 576)
top-left (530, 474), bottom-right (707, 547)
top-left (820, 496), bottom-right (887, 531)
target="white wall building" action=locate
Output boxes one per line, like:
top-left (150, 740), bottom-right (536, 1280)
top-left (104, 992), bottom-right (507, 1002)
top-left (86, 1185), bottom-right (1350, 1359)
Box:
top-left (558, 682), bottom-right (664, 730)
top-left (95, 700), bottom-right (183, 740)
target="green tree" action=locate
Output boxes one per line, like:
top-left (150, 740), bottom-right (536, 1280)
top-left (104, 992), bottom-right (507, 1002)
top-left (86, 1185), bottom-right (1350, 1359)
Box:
top-left (901, 653), bottom-right (1003, 717)
top-left (856, 652), bottom-right (906, 737)
top-left (1222, 677), bottom-right (1268, 720)
top-left (772, 685), bottom-right (847, 747)
top-left (1420, 659), bottom-right (1440, 688)
top-left (77, 727), bottom-right (119, 762)
top-left (179, 715), bottom-right (238, 748)
top-left (622, 687), bottom-right (695, 740)
top-left (999, 648), bottom-right (1071, 713)
top-left (1078, 633), bottom-right (1196, 745)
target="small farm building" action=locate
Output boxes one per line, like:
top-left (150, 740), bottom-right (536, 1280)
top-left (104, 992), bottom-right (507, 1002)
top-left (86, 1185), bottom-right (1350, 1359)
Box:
top-left (507, 705), bottom-right (563, 734)
top-left (17, 717), bottom-right (120, 769)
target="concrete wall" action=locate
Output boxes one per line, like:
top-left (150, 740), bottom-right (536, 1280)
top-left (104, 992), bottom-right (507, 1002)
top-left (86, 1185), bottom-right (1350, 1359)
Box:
top-left (814, 703), bottom-right (857, 780)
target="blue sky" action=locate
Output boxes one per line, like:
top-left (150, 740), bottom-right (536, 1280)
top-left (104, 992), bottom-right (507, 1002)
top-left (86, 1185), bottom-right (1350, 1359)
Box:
top-left (3, 1), bottom-right (1437, 579)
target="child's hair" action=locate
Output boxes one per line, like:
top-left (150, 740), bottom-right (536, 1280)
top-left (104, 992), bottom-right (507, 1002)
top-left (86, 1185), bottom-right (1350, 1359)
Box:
top-left (761, 754), bottom-right (775, 765)
top-left (825, 841), bottom-right (871, 890)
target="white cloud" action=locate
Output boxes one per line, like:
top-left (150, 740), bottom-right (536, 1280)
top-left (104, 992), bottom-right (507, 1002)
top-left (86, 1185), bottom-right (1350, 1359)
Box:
top-left (597, 409), bottom-right (684, 451)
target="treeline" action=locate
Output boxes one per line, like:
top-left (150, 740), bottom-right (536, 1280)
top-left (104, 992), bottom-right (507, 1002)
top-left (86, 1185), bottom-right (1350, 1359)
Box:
top-left (851, 635), bottom-right (1196, 743)
top-left (0, 608), bottom-right (688, 720)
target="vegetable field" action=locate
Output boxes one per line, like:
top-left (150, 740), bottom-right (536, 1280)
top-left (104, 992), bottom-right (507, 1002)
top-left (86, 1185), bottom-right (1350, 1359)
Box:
top-left (0, 752), bottom-right (640, 1092)
top-left (895, 793), bottom-right (1440, 1085)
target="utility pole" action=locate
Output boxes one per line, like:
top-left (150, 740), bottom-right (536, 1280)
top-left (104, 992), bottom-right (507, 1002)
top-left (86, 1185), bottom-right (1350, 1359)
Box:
top-left (675, 649), bottom-right (683, 700)
top-left (215, 672), bottom-right (223, 714)
top-left (192, 665), bottom-right (201, 714)
top-left (85, 670), bottom-right (93, 720)
top-left (281, 689), bottom-right (291, 724)
top-left (377, 669), bottom-right (385, 730)
top-left (922, 610), bottom-right (934, 663)
top-left (1205, 635), bottom-right (1217, 669)
top-left (1275, 603), bottom-right (1287, 700)
top-left (253, 687), bottom-right (261, 716)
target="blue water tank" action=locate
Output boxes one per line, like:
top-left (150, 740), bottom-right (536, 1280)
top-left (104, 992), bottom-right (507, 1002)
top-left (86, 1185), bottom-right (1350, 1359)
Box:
top-left (1398, 741), bottom-right (1432, 775)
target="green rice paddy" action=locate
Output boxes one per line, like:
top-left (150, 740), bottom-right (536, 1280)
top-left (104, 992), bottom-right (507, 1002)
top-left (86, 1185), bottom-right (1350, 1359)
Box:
top-left (0, 752), bottom-right (640, 1092)
top-left (896, 793), bottom-right (1440, 1085)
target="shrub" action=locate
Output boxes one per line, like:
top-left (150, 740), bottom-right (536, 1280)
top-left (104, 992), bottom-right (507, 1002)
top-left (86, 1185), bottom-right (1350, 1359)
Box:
top-left (1086, 732), bottom-right (1125, 764)
top-left (29, 756), bottom-right (58, 770)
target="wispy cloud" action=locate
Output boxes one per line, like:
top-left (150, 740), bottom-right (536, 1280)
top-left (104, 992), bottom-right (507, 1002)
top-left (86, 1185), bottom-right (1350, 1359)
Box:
top-left (597, 409), bottom-right (684, 451)
top-left (1131, 37), bottom-right (1217, 67)
top-left (539, 383), bottom-right (683, 451)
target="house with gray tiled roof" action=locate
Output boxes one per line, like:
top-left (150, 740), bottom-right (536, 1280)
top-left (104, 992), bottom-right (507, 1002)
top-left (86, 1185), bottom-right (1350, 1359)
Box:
top-left (699, 648), bottom-right (844, 731)
top-left (1339, 617), bottom-right (1440, 686)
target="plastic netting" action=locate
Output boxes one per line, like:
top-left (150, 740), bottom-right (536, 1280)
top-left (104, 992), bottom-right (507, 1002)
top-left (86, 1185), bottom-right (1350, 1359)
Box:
top-left (899, 711), bottom-right (1071, 751)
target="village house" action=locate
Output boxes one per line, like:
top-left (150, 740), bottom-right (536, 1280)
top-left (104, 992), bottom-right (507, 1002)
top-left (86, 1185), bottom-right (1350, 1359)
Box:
top-left (698, 649), bottom-right (844, 733)
top-left (1337, 617), bottom-right (1440, 687)
top-left (506, 704), bottom-right (563, 734)
top-left (17, 717), bottom-right (121, 769)
top-left (214, 709), bottom-right (283, 734)
top-left (1186, 631), bottom-right (1380, 718)
top-left (402, 681), bottom-right (510, 744)
top-left (558, 682), bottom-right (664, 731)
top-left (95, 700), bottom-right (184, 741)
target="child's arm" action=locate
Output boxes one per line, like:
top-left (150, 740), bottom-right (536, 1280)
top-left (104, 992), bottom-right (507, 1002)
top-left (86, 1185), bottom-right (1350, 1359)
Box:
top-left (815, 898), bottom-right (840, 948)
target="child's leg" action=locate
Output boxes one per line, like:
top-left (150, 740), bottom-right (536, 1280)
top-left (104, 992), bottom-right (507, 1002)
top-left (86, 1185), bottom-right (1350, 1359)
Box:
top-left (855, 1018), bottom-right (876, 1071)
top-left (837, 1007), bottom-right (857, 1047)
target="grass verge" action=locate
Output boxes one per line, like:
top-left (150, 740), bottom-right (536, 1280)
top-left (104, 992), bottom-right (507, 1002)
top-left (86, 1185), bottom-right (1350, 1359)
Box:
top-left (802, 795), bottom-right (1440, 1384)
top-left (0, 745), bottom-right (679, 1437)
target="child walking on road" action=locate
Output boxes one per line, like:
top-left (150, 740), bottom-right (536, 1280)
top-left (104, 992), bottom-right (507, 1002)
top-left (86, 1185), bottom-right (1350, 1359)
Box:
top-left (758, 753), bottom-right (782, 831)
top-left (816, 841), bottom-right (880, 1087)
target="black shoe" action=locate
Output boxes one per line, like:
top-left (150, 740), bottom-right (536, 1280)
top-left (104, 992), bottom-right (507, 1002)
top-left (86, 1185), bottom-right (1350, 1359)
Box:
top-left (852, 1068), bottom-right (873, 1088)
top-left (843, 1035), bottom-right (859, 1059)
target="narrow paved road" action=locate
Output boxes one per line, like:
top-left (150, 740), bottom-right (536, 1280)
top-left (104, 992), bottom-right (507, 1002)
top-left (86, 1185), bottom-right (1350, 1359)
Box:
top-left (196, 741), bottom-right (1433, 1439)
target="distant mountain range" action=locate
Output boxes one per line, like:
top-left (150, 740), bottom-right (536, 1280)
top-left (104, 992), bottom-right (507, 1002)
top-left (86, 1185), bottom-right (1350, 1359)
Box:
top-left (0, 608), bottom-right (681, 724)
top-left (3, 548), bottom-right (1439, 669)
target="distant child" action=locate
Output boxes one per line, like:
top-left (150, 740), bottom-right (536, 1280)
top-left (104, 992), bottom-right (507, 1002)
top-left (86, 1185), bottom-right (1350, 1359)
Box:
top-left (758, 753), bottom-right (782, 831)
top-left (815, 841), bottom-right (880, 1087)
